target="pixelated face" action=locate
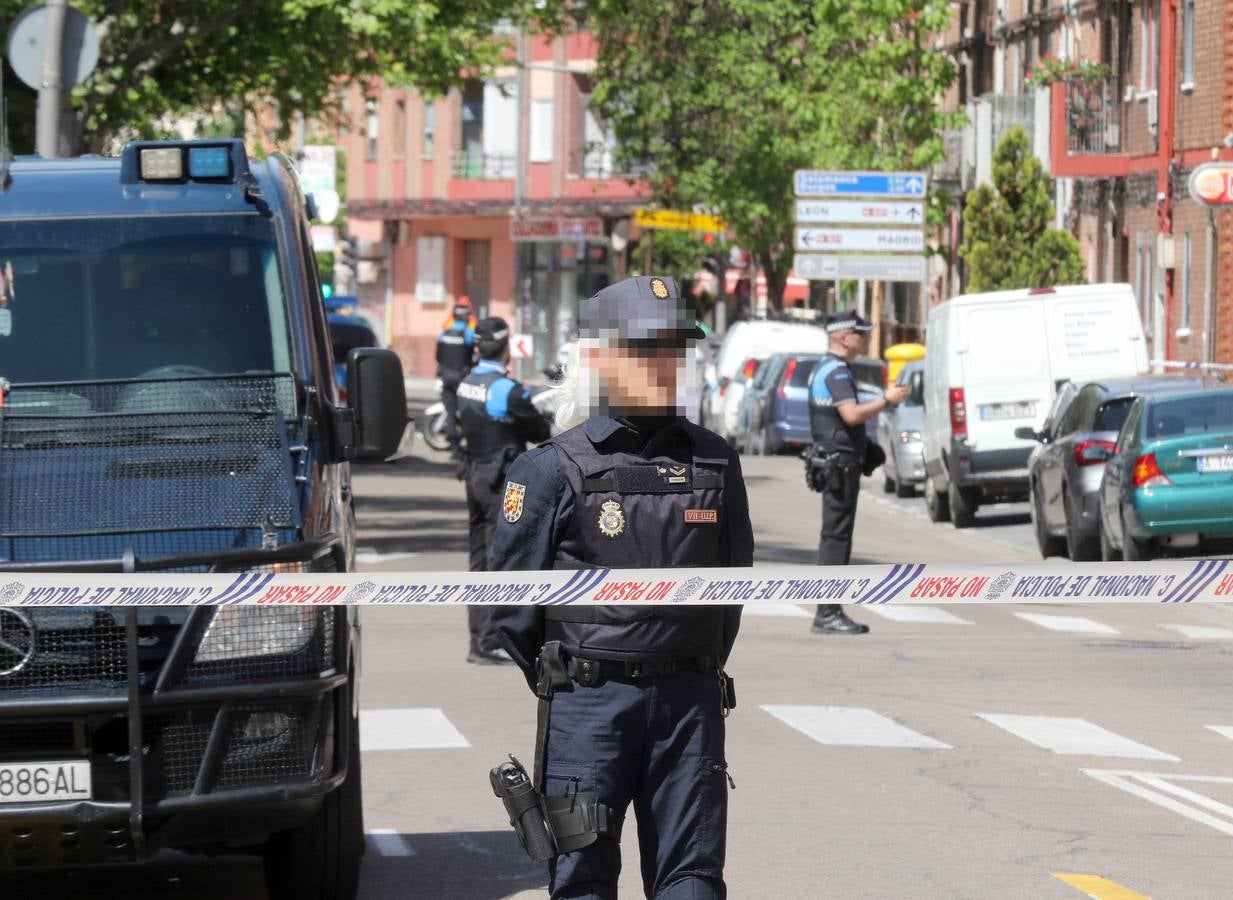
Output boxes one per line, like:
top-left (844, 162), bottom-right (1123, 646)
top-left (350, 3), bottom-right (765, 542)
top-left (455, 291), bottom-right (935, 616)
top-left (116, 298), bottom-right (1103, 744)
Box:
top-left (584, 336), bottom-right (689, 413)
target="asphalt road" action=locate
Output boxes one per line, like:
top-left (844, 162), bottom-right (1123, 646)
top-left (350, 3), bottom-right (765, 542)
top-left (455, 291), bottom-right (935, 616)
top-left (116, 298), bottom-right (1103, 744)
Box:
top-left (9, 444), bottom-right (1233, 900)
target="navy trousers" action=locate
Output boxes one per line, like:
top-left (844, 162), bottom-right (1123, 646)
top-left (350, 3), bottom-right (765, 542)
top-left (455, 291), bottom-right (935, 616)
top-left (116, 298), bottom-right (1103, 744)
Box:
top-left (542, 670), bottom-right (729, 900)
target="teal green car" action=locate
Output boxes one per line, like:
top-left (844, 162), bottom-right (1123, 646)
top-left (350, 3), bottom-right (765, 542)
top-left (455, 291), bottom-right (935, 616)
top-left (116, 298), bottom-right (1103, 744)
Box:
top-left (1098, 388), bottom-right (1233, 560)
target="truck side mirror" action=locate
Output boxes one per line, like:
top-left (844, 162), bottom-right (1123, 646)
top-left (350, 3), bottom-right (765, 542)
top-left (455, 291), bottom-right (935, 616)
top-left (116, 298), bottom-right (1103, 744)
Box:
top-left (346, 348), bottom-right (408, 460)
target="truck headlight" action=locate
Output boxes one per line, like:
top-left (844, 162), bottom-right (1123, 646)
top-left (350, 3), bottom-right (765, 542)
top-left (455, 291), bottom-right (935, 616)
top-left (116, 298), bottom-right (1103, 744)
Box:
top-left (194, 607), bottom-right (316, 662)
top-left (898, 430), bottom-right (921, 443)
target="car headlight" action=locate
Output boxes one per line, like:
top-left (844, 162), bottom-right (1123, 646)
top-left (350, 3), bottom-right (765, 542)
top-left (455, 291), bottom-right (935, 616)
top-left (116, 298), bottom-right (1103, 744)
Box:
top-left (194, 607), bottom-right (316, 662)
top-left (898, 430), bottom-right (921, 443)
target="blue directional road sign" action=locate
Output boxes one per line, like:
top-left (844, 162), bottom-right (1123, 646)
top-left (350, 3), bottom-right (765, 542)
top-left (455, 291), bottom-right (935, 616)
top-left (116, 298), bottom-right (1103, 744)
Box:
top-left (794, 170), bottom-right (927, 199)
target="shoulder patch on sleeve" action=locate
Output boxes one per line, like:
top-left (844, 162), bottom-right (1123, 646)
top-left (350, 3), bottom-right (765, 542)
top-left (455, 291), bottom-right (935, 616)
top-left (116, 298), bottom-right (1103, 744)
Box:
top-left (503, 481), bottom-right (527, 523)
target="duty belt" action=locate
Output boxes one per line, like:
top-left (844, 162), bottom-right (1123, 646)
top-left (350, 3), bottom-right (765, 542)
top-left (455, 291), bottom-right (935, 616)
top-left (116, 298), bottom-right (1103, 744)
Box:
top-left (566, 655), bottom-right (717, 686)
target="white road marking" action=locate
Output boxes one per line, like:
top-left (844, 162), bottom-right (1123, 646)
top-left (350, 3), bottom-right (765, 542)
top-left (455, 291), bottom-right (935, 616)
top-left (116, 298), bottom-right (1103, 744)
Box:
top-left (355, 549), bottom-right (422, 564)
top-left (361, 708), bottom-right (471, 751)
top-left (741, 602), bottom-right (812, 617)
top-left (1084, 770), bottom-right (1233, 838)
top-left (761, 705), bottom-right (952, 749)
top-left (1163, 624), bottom-right (1233, 640)
top-left (863, 605), bottom-right (973, 625)
top-left (1205, 725), bottom-right (1233, 743)
top-left (976, 714), bottom-right (1179, 760)
top-left (367, 829), bottom-right (416, 856)
top-left (1013, 612), bottom-right (1120, 636)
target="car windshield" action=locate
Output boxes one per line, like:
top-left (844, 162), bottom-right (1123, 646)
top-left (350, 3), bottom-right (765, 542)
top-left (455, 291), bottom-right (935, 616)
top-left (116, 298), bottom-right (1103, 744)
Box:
top-left (1145, 393), bottom-right (1233, 439)
top-left (1094, 396), bottom-right (1134, 433)
top-left (0, 214), bottom-right (292, 385)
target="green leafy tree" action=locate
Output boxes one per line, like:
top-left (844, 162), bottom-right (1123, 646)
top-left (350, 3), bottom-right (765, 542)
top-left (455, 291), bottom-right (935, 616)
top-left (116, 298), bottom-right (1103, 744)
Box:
top-left (959, 126), bottom-right (1084, 290)
top-left (585, 0), bottom-right (961, 309)
top-left (0, 0), bottom-right (561, 154)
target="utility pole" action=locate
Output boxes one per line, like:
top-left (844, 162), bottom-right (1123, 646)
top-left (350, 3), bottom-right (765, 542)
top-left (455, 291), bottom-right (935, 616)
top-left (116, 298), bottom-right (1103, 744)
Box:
top-left (36, 0), bottom-right (67, 158)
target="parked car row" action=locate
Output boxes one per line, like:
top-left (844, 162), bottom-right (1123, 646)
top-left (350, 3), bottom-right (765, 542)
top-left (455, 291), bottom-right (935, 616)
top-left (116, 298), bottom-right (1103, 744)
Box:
top-left (1023, 377), bottom-right (1233, 561)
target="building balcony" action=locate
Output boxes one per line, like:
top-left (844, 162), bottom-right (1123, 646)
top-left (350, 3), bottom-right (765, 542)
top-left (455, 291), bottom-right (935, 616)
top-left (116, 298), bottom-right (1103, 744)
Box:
top-left (568, 143), bottom-right (651, 180)
top-left (451, 150), bottom-right (516, 180)
top-left (1063, 78), bottom-right (1122, 155)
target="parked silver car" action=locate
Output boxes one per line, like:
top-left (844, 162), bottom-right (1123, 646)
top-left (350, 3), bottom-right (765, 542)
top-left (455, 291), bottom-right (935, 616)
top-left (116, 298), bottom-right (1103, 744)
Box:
top-left (877, 360), bottom-right (925, 497)
top-left (1021, 374), bottom-right (1209, 560)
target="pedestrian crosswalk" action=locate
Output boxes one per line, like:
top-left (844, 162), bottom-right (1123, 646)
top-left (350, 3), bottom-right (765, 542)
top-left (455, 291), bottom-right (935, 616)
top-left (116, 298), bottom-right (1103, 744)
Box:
top-left (739, 600), bottom-right (1233, 642)
top-left (975, 713), bottom-right (1179, 761)
top-left (761, 705), bottom-right (952, 749)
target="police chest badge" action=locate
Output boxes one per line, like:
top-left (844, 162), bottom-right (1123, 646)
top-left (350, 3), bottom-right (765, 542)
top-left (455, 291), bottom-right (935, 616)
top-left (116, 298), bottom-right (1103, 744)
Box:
top-left (598, 500), bottom-right (625, 538)
top-left (503, 482), bottom-right (526, 523)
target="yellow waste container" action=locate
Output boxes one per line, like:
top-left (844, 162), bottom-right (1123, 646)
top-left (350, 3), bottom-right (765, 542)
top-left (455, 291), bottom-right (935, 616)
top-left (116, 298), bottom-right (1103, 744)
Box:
top-left (884, 342), bottom-right (926, 385)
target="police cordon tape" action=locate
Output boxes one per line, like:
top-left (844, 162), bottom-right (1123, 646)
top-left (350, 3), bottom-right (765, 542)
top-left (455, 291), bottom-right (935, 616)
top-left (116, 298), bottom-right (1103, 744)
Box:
top-left (0, 560), bottom-right (1230, 606)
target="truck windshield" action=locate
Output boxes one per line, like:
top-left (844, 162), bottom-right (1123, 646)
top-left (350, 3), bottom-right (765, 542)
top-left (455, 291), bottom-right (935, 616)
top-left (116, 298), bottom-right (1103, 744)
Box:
top-left (0, 214), bottom-right (292, 384)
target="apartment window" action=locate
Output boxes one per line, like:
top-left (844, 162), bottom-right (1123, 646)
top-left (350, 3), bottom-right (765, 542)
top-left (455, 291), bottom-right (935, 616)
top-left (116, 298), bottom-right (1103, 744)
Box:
top-left (393, 98), bottom-right (406, 157)
top-left (1180, 232), bottom-right (1192, 333)
top-left (1139, 0), bottom-right (1160, 92)
top-left (530, 99), bottom-right (555, 163)
top-left (415, 236), bottom-right (446, 303)
top-left (423, 101), bottom-right (435, 159)
top-left (1181, 0), bottom-right (1195, 90)
top-left (365, 99), bottom-right (378, 161)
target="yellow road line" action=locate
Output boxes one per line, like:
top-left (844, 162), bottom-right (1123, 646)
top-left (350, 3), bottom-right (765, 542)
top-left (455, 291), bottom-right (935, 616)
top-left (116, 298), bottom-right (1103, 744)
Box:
top-left (1052, 872), bottom-right (1151, 899)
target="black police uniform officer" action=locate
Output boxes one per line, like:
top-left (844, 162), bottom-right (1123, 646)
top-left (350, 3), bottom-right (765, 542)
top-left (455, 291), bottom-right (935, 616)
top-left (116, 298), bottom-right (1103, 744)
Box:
top-left (436, 301), bottom-right (476, 453)
top-left (490, 275), bottom-right (753, 900)
top-left (458, 317), bottom-right (551, 664)
top-left (808, 310), bottom-right (878, 635)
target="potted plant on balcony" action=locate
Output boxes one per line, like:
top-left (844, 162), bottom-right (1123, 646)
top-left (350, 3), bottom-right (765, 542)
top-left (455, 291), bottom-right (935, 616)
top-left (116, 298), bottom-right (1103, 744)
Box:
top-left (1027, 56), bottom-right (1113, 152)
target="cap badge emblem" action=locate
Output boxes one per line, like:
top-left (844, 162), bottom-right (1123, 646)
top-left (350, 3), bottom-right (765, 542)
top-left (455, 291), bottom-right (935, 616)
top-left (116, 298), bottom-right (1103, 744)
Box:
top-left (649, 278), bottom-right (670, 299)
top-left (598, 500), bottom-right (626, 538)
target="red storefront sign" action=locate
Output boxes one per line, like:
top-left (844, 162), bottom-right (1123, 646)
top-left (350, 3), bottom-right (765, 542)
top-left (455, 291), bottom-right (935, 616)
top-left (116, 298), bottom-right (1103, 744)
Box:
top-left (509, 217), bottom-right (605, 242)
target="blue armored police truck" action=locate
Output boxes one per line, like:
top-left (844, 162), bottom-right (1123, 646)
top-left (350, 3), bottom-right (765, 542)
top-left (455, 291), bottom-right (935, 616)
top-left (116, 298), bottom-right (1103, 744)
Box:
top-left (0, 140), bottom-right (406, 899)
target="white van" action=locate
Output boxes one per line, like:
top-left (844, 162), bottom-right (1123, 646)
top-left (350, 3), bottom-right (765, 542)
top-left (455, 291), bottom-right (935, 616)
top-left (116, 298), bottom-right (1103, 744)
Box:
top-left (921, 283), bottom-right (1147, 527)
top-left (702, 320), bottom-right (828, 437)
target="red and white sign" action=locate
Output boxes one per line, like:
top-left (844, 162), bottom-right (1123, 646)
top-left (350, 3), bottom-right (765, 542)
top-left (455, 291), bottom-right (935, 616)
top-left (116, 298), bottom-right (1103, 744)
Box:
top-left (1189, 163), bottom-right (1233, 206)
top-left (509, 217), bottom-right (605, 242)
top-left (510, 334), bottom-right (534, 359)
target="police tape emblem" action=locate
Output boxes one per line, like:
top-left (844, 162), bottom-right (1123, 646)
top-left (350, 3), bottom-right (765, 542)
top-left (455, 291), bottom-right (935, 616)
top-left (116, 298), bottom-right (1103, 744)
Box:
top-left (649, 277), bottom-right (670, 299)
top-left (503, 482), bottom-right (527, 523)
top-left (598, 500), bottom-right (626, 538)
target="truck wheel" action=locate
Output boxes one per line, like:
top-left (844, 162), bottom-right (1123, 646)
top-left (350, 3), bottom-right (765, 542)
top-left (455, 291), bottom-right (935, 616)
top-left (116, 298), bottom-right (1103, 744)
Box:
top-left (895, 479), bottom-right (915, 499)
top-left (883, 468), bottom-right (896, 493)
top-left (948, 482), bottom-right (976, 529)
top-left (263, 711), bottom-right (364, 900)
top-left (924, 477), bottom-right (950, 522)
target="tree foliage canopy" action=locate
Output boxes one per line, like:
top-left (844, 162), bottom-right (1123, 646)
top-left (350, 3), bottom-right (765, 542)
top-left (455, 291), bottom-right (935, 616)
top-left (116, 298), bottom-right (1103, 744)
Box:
top-left (584, 0), bottom-right (962, 307)
top-left (959, 127), bottom-right (1085, 291)
top-left (0, 0), bottom-right (558, 154)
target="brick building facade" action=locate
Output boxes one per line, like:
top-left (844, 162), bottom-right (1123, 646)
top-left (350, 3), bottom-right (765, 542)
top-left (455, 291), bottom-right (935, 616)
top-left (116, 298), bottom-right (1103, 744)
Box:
top-left (940, 0), bottom-right (1233, 366)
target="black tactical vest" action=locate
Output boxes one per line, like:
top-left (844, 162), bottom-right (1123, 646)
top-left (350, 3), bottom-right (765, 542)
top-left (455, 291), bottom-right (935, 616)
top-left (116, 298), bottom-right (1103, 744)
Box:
top-left (808, 354), bottom-right (866, 456)
top-left (541, 419), bottom-right (732, 661)
top-left (457, 365), bottom-right (525, 460)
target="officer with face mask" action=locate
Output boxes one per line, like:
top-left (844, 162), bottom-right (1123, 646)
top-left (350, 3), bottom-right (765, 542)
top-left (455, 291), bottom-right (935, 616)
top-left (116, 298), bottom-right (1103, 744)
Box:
top-left (457, 317), bottom-right (551, 664)
top-left (488, 275), bottom-right (753, 900)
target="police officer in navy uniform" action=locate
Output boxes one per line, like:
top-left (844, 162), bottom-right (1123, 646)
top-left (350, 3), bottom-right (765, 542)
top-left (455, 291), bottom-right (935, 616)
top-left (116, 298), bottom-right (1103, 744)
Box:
top-left (436, 298), bottom-right (476, 455)
top-left (808, 310), bottom-right (908, 635)
top-left (458, 317), bottom-right (551, 664)
top-left (490, 275), bottom-right (753, 900)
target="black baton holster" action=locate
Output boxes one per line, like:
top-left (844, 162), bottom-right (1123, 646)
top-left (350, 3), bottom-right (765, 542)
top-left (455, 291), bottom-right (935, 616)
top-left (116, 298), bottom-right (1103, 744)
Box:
top-left (490, 755), bottom-right (556, 862)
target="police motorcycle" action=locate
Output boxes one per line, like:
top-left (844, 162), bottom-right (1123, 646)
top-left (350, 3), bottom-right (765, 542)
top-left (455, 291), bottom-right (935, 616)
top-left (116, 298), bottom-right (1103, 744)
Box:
top-left (420, 366), bottom-right (565, 450)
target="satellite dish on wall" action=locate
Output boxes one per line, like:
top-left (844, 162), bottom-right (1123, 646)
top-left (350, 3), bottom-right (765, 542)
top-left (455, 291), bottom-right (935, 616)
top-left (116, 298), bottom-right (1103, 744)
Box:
top-left (610, 218), bottom-right (629, 253)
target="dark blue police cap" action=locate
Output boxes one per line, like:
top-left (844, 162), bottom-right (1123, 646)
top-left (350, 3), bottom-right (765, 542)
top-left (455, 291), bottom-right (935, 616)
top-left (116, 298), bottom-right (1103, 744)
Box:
top-left (825, 310), bottom-right (874, 333)
top-left (580, 275), bottom-right (705, 342)
top-left (476, 316), bottom-right (510, 343)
